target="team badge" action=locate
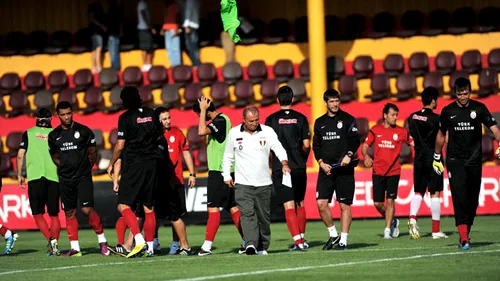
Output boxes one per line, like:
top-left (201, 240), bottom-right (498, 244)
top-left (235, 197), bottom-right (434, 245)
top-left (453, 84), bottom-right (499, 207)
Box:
top-left (470, 110), bottom-right (476, 119)
top-left (337, 120), bottom-right (343, 129)
top-left (259, 139), bottom-right (267, 146)
top-left (74, 131), bottom-right (80, 139)
top-left (239, 145), bottom-right (243, 150)
top-left (393, 133), bottom-right (398, 141)
top-left (169, 136), bottom-right (175, 143)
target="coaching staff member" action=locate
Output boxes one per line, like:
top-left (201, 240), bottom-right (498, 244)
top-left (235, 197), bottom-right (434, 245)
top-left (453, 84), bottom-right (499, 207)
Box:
top-left (222, 106), bottom-right (290, 255)
top-left (313, 89), bottom-right (360, 251)
top-left (433, 77), bottom-right (500, 250)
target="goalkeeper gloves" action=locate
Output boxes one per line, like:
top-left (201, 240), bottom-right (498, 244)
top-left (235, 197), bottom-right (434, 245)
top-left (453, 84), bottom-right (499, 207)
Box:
top-left (432, 153), bottom-right (444, 175)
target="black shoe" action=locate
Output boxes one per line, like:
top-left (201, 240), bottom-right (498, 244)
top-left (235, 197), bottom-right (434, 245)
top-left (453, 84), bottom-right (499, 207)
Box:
top-left (245, 245), bottom-right (256, 255)
top-left (175, 248), bottom-right (193, 256)
top-left (335, 243), bottom-right (347, 250)
top-left (108, 244), bottom-right (130, 257)
top-left (197, 248), bottom-right (212, 256)
top-left (322, 236), bottom-right (340, 250)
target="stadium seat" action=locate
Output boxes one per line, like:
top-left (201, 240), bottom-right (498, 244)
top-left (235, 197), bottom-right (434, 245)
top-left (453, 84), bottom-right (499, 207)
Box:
top-left (148, 66), bottom-right (168, 89)
top-left (299, 59), bottom-right (310, 81)
top-left (383, 54), bottom-right (404, 77)
top-left (6, 132), bottom-right (22, 156)
top-left (487, 49), bottom-right (500, 71)
top-left (4, 32), bottom-right (26, 55)
top-left (325, 15), bottom-right (341, 41)
top-left (49, 30), bottom-right (73, 53)
top-left (238, 19), bottom-right (265, 45)
top-left (47, 70), bottom-right (69, 93)
top-left (287, 79), bottom-right (307, 103)
top-left (0, 154), bottom-right (13, 176)
top-left (326, 56), bottom-right (345, 81)
top-left (273, 59), bottom-right (294, 83)
top-left (58, 88), bottom-right (78, 108)
top-left (183, 83), bottom-right (202, 110)
top-left (477, 68), bottom-right (499, 98)
top-left (82, 87), bottom-right (103, 114)
top-left (355, 117), bottom-right (369, 143)
top-left (448, 70), bottom-right (469, 97)
top-left (338, 75), bottom-right (357, 103)
top-left (196, 145), bottom-right (208, 172)
top-left (7, 90), bottom-right (28, 117)
top-left (160, 84), bottom-right (181, 110)
top-left (400, 142), bottom-right (413, 164)
top-left (34, 90), bottom-right (55, 111)
top-left (435, 51), bottom-right (457, 75)
top-left (260, 79), bottom-right (279, 106)
top-left (233, 80), bottom-right (254, 108)
top-left (408, 52), bottom-right (430, 76)
top-left (197, 63), bottom-right (218, 87)
top-left (106, 86), bottom-right (124, 113)
top-left (72, 69), bottom-right (94, 92)
top-left (367, 73), bottom-right (390, 102)
top-left (210, 82), bottom-right (230, 108)
top-left (447, 7), bottom-right (475, 35)
top-left (461, 50), bottom-right (482, 74)
top-left (395, 73), bottom-right (417, 101)
top-left (109, 128), bottom-right (118, 146)
top-left (71, 28), bottom-right (92, 54)
top-left (394, 10), bottom-right (424, 38)
top-left (92, 129), bottom-right (105, 149)
top-left (25, 30), bottom-right (49, 54)
top-left (421, 9), bottom-right (451, 36)
top-left (247, 60), bottom-right (268, 84)
top-left (98, 68), bottom-right (119, 91)
top-left (0, 73), bottom-right (21, 95)
top-left (344, 14), bottom-right (366, 39)
top-left (294, 16), bottom-right (308, 43)
top-left (263, 18), bottom-right (290, 44)
top-left (482, 134), bottom-right (495, 162)
top-left (369, 12), bottom-right (395, 39)
top-left (122, 66), bottom-right (143, 86)
top-left (475, 7), bottom-right (500, 33)
top-left (24, 71), bottom-right (46, 94)
top-left (353, 55), bottom-right (374, 79)
top-left (187, 126), bottom-right (206, 149)
top-left (138, 85), bottom-right (153, 106)
top-left (423, 72), bottom-right (444, 95)
top-left (222, 62), bottom-right (243, 85)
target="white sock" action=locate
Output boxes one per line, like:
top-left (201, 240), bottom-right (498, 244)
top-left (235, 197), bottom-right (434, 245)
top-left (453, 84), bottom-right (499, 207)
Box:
top-left (134, 233), bottom-right (146, 245)
top-left (327, 225), bottom-right (338, 237)
top-left (340, 232), bottom-right (348, 246)
top-left (70, 240), bottom-right (80, 252)
top-left (154, 238), bottom-right (160, 247)
top-left (147, 242), bottom-right (154, 252)
top-left (300, 233), bottom-right (304, 239)
top-left (202, 240), bottom-right (213, 251)
top-left (3, 230), bottom-right (12, 240)
top-left (385, 227), bottom-right (391, 234)
top-left (97, 233), bottom-right (107, 243)
top-left (431, 197), bottom-right (441, 221)
top-left (410, 194), bottom-right (423, 217)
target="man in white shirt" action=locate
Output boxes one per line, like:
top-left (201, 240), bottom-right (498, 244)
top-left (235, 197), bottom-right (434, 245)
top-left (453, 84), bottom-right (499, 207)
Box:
top-left (222, 106), bottom-right (290, 255)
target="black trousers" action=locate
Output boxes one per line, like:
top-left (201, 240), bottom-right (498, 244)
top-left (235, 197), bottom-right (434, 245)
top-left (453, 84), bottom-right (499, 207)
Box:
top-left (446, 161), bottom-right (482, 227)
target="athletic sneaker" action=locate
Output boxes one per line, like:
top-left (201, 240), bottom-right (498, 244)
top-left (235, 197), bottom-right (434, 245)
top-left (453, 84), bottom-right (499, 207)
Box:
top-left (49, 238), bottom-right (60, 256)
top-left (198, 248), bottom-right (212, 256)
top-left (63, 249), bottom-right (82, 257)
top-left (432, 232), bottom-right (449, 239)
top-left (289, 244), bottom-right (305, 251)
top-left (245, 245), bottom-right (256, 255)
top-left (175, 248), bottom-right (193, 256)
top-left (336, 243), bottom-right (347, 250)
top-left (303, 241), bottom-right (310, 249)
top-left (143, 250), bottom-right (153, 258)
top-left (100, 242), bottom-right (110, 256)
top-left (169, 241), bottom-right (179, 255)
top-left (108, 244), bottom-right (130, 257)
top-left (4, 232), bottom-right (18, 255)
top-left (238, 245), bottom-right (246, 254)
top-left (391, 218), bottom-right (400, 238)
top-left (408, 219), bottom-right (420, 240)
top-left (384, 228), bottom-right (392, 239)
top-left (459, 240), bottom-right (470, 250)
top-left (256, 250), bottom-right (268, 255)
top-left (126, 243), bottom-right (146, 259)
top-left (322, 236), bottom-right (340, 250)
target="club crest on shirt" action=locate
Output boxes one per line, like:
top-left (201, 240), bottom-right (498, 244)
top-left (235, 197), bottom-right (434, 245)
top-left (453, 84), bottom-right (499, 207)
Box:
top-left (470, 110), bottom-right (477, 119)
top-left (169, 136), bottom-right (175, 143)
top-left (337, 120), bottom-right (343, 129)
top-left (393, 133), bottom-right (398, 141)
top-left (74, 131), bottom-right (80, 139)
top-left (238, 145), bottom-right (243, 150)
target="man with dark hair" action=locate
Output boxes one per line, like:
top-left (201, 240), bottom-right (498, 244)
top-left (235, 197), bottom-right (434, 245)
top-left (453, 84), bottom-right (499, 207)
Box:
top-left (223, 106), bottom-right (289, 255)
top-left (48, 101), bottom-right (109, 257)
top-left (192, 96), bottom-right (244, 255)
top-left (265, 86), bottom-right (310, 251)
top-left (17, 108), bottom-right (62, 255)
top-left (362, 103), bottom-right (414, 239)
top-left (313, 89), bottom-right (360, 250)
top-left (0, 177), bottom-right (19, 255)
top-left (106, 86), bottom-right (162, 258)
top-left (433, 77), bottom-right (500, 250)
top-left (407, 87), bottom-right (447, 240)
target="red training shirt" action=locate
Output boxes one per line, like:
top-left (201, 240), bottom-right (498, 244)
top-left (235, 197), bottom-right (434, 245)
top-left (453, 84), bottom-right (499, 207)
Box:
top-left (164, 127), bottom-right (189, 184)
top-left (365, 123), bottom-right (413, 176)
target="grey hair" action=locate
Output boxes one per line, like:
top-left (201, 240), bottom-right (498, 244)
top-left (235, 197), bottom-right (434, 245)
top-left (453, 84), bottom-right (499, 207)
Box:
top-left (243, 106), bottom-right (259, 119)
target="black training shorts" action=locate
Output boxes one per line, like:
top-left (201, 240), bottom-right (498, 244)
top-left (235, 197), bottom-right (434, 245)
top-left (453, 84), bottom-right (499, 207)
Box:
top-left (316, 166), bottom-right (355, 205)
top-left (272, 169), bottom-right (307, 205)
top-left (28, 177), bottom-right (60, 216)
top-left (118, 159), bottom-right (157, 209)
top-left (372, 174), bottom-right (400, 203)
top-left (59, 173), bottom-right (94, 211)
top-left (413, 160), bottom-right (443, 196)
top-left (207, 171), bottom-right (237, 211)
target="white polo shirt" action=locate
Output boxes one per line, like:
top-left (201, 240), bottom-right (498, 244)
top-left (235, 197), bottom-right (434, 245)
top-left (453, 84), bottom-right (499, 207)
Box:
top-left (222, 124), bottom-right (288, 186)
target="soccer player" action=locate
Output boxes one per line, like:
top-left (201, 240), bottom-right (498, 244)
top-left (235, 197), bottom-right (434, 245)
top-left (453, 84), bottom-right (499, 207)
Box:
top-left (432, 77), bottom-right (500, 250)
top-left (313, 89), bottom-right (360, 250)
top-left (48, 101), bottom-right (109, 256)
top-left (17, 108), bottom-right (62, 255)
top-left (106, 86), bottom-right (162, 258)
top-left (156, 107), bottom-right (194, 255)
top-left (362, 103), bottom-right (414, 239)
top-left (265, 86), bottom-right (310, 251)
top-left (193, 96), bottom-right (244, 255)
top-left (0, 177), bottom-right (19, 255)
top-left (407, 87), bottom-right (448, 240)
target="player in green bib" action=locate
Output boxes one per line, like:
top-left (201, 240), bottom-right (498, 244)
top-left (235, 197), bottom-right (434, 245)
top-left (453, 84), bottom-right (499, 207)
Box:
top-left (193, 96), bottom-right (243, 255)
top-left (17, 108), bottom-right (61, 256)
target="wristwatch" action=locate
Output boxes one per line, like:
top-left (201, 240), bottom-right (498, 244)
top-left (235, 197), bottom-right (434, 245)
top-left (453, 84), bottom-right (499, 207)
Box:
top-left (346, 151), bottom-right (354, 158)
top-left (189, 173), bottom-right (196, 177)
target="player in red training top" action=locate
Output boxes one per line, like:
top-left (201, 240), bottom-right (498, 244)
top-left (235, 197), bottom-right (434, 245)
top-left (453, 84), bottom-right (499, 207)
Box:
top-left (362, 103), bottom-right (414, 239)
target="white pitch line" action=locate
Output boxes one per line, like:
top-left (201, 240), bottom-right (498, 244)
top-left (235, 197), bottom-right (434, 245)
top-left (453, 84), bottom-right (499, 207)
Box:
top-left (170, 249), bottom-right (500, 281)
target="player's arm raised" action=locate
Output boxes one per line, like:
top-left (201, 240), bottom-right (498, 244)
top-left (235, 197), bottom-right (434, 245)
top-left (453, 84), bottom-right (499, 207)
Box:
top-left (197, 96), bottom-right (212, 136)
